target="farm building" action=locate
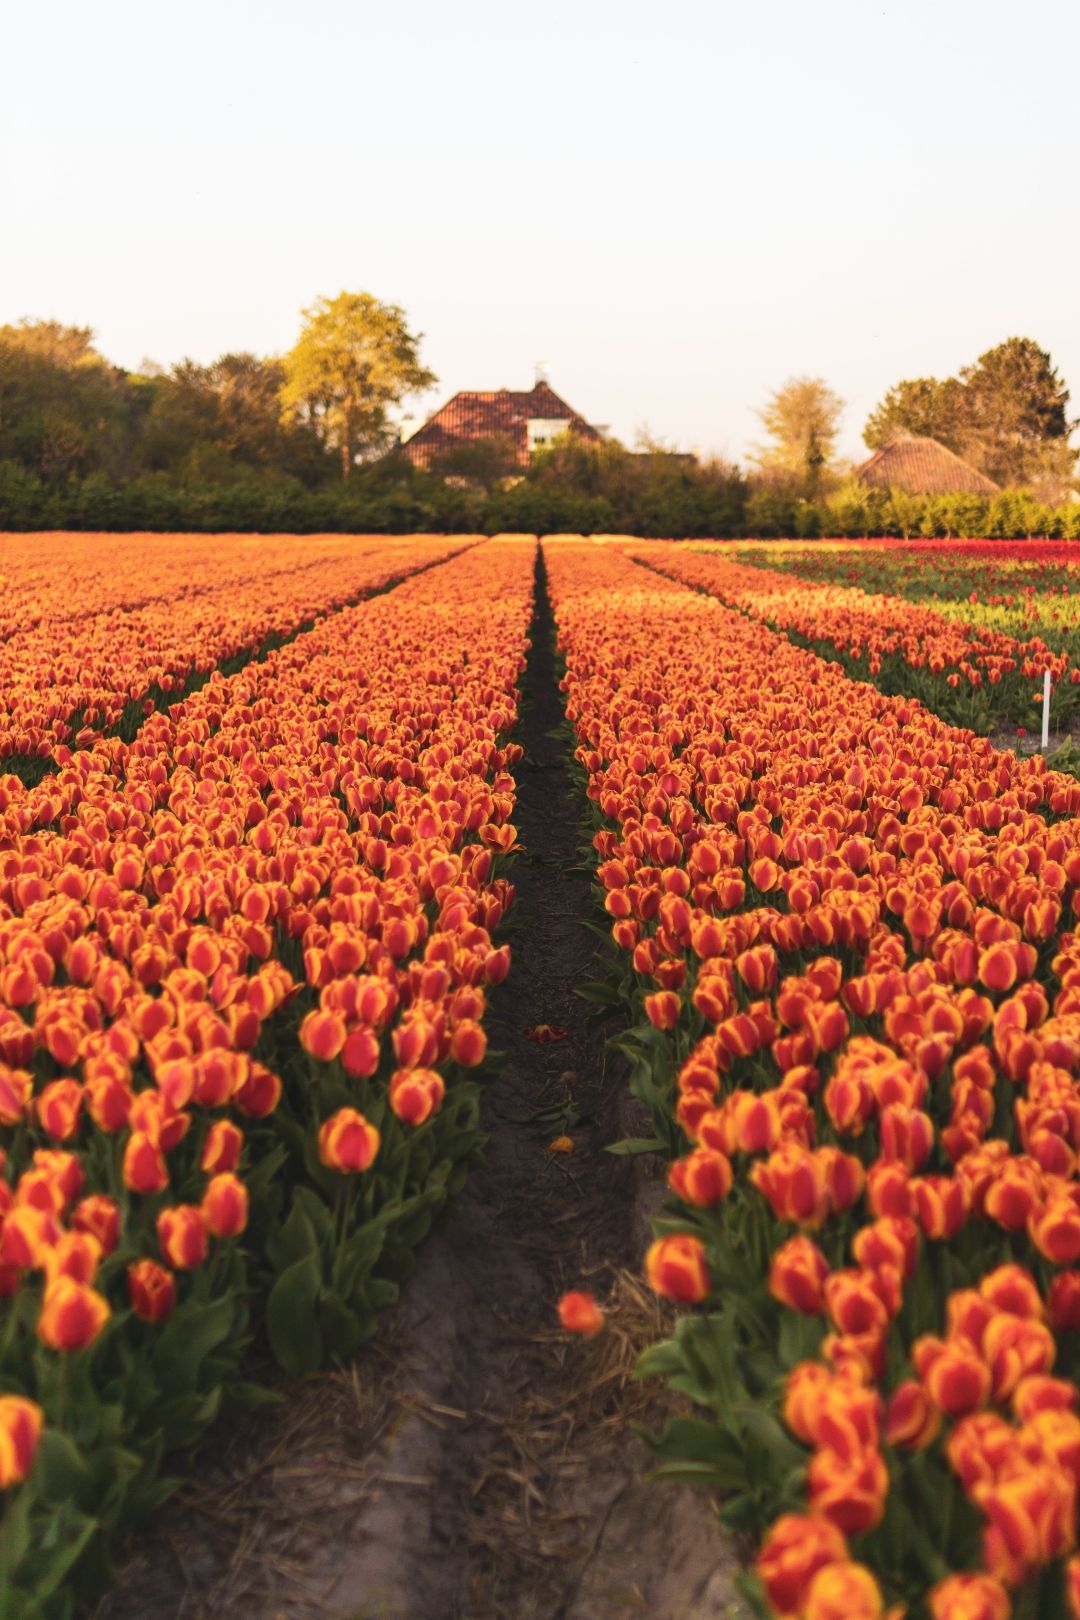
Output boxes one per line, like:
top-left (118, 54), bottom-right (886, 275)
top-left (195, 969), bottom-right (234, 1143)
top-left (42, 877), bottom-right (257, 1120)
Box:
top-left (399, 379), bottom-right (601, 469)
top-left (854, 434), bottom-right (1000, 496)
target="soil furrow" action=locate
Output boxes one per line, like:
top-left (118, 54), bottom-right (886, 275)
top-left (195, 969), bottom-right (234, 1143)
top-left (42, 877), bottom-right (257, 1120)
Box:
top-left (92, 542), bottom-right (740, 1620)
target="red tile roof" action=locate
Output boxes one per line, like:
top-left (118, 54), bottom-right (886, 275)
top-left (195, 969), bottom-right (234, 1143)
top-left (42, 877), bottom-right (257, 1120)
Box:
top-left (401, 380), bottom-right (600, 467)
top-left (854, 435), bottom-right (1000, 496)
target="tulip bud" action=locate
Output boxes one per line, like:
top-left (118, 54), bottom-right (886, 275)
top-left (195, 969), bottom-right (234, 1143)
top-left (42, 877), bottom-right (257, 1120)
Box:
top-left (914, 1336), bottom-right (991, 1416)
top-left (156, 1204), bottom-right (209, 1270)
top-left (200, 1120), bottom-right (244, 1175)
top-left (341, 1026), bottom-right (380, 1079)
top-left (668, 1146), bottom-right (733, 1207)
top-left (299, 1008), bottom-right (347, 1062)
top-left (72, 1193), bottom-right (121, 1254)
top-left (769, 1236), bottom-right (829, 1315)
top-left (450, 1019), bottom-right (487, 1067)
top-left (388, 1067), bottom-right (445, 1126)
top-left (201, 1173), bottom-right (249, 1239)
top-left (756, 1512), bottom-right (849, 1618)
top-left (128, 1259), bottom-right (176, 1323)
top-left (36, 1079), bottom-right (83, 1141)
top-left (0, 1395), bottom-right (43, 1488)
top-left (802, 1560), bottom-right (889, 1620)
top-left (557, 1291), bottom-right (604, 1336)
top-left (318, 1107), bottom-right (380, 1172)
top-left (885, 1380), bottom-right (940, 1450)
top-left (644, 991), bottom-right (681, 1031)
top-left (1048, 1271), bottom-right (1080, 1332)
top-left (645, 1234), bottom-right (710, 1303)
top-left (122, 1131), bottom-right (169, 1195)
top-left (36, 1276), bottom-right (110, 1351)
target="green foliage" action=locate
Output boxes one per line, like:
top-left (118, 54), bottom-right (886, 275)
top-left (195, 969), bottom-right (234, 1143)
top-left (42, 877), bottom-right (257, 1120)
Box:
top-left (863, 376), bottom-right (968, 455)
top-left (961, 337), bottom-right (1075, 488)
top-left (751, 376), bottom-right (845, 499)
top-left (138, 354), bottom-right (329, 486)
top-left (863, 335), bottom-right (1078, 490)
top-left (279, 291), bottom-right (436, 478)
top-left (0, 321), bottom-right (135, 482)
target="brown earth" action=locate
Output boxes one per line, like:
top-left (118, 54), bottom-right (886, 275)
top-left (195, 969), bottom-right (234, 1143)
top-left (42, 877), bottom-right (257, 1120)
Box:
top-left (90, 548), bottom-right (743, 1620)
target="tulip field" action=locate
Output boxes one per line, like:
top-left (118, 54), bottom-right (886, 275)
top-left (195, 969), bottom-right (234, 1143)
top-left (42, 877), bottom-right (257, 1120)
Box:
top-left (4, 531), bottom-right (1080, 1620)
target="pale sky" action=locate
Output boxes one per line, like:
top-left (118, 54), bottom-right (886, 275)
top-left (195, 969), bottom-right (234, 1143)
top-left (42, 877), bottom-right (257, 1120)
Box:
top-left (3, 0), bottom-right (1078, 465)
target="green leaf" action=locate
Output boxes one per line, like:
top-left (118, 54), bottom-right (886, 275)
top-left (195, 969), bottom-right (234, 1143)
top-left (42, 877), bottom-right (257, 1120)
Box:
top-left (229, 1380), bottom-right (285, 1410)
top-left (605, 1135), bottom-right (665, 1157)
top-left (574, 980), bottom-right (622, 1006)
top-left (33, 1430), bottom-right (95, 1510)
top-left (266, 1253), bottom-right (323, 1376)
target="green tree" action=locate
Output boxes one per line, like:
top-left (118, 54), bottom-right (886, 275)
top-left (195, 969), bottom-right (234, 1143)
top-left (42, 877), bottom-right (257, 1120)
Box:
top-left (280, 292), bottom-right (435, 478)
top-left (428, 434), bottom-right (521, 488)
top-left (0, 320), bottom-right (133, 480)
top-left (863, 376), bottom-right (968, 454)
top-left (863, 338), bottom-right (1077, 490)
top-left (959, 337), bottom-right (1076, 487)
top-left (138, 353), bottom-right (329, 484)
top-left (752, 376), bottom-right (845, 497)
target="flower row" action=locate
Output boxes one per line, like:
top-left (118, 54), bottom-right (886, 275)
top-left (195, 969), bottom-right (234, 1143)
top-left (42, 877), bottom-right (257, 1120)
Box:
top-left (544, 536), bottom-right (1080, 1618)
top-left (0, 532), bottom-right (471, 767)
top-left (632, 541), bottom-right (1079, 735)
top-left (0, 535), bottom-right (534, 1615)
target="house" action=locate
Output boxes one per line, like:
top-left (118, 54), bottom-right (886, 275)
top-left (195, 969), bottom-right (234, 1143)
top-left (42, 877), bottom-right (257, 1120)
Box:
top-left (854, 435), bottom-right (1000, 496)
top-left (399, 380), bottom-right (601, 469)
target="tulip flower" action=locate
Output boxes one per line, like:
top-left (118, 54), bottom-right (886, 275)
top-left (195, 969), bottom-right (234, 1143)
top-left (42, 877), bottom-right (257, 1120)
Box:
top-left (318, 1108), bottom-right (380, 1173)
top-left (128, 1259), bottom-right (177, 1323)
top-left (557, 1291), bottom-right (604, 1336)
top-left (0, 1396), bottom-right (43, 1488)
top-left (37, 1276), bottom-right (110, 1351)
top-left (645, 1234), bottom-right (710, 1303)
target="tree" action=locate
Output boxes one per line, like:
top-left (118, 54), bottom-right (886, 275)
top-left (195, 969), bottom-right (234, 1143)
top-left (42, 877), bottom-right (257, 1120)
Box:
top-left (752, 376), bottom-right (845, 497)
top-left (863, 376), bottom-right (968, 454)
top-left (279, 292), bottom-right (435, 478)
top-left (863, 338), bottom-right (1077, 490)
top-left (0, 320), bottom-right (133, 480)
top-left (138, 353), bottom-right (330, 484)
top-left (959, 337), bottom-right (1075, 487)
top-left (428, 435), bottom-right (521, 488)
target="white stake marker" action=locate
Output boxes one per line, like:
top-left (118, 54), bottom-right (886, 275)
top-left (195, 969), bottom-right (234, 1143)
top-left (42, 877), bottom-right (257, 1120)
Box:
top-left (1042, 668), bottom-right (1051, 751)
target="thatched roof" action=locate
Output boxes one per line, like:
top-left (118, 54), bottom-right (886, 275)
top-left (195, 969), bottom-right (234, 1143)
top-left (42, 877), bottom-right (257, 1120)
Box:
top-left (854, 435), bottom-right (1000, 496)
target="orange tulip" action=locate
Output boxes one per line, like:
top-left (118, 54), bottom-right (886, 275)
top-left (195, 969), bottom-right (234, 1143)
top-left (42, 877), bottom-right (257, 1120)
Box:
top-left (388, 1067), bottom-right (445, 1126)
top-left (769, 1236), bottom-right (830, 1316)
top-left (200, 1172), bottom-right (249, 1239)
top-left (803, 1560), bottom-right (891, 1620)
top-left (645, 1234), bottom-right (710, 1303)
top-left (915, 1337), bottom-right (992, 1417)
top-left (927, 1574), bottom-right (1010, 1620)
top-left (557, 1291), bottom-right (604, 1336)
top-left (128, 1258), bottom-right (176, 1322)
top-left (318, 1107), bottom-right (380, 1172)
top-left (71, 1194), bottom-right (120, 1254)
top-left (884, 1380), bottom-right (941, 1451)
top-left (200, 1119), bottom-right (244, 1175)
top-left (156, 1204), bottom-right (208, 1270)
top-left (0, 1396), bottom-right (43, 1488)
top-left (755, 1512), bottom-right (849, 1617)
top-left (37, 1276), bottom-right (110, 1351)
top-left (668, 1146), bottom-right (733, 1208)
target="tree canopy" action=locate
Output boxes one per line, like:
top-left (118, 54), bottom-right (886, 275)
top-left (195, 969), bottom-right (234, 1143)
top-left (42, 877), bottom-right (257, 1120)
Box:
top-left (863, 338), bottom-right (1076, 490)
top-left (752, 376), bottom-right (845, 499)
top-left (0, 320), bottom-right (132, 481)
top-left (279, 292), bottom-right (435, 478)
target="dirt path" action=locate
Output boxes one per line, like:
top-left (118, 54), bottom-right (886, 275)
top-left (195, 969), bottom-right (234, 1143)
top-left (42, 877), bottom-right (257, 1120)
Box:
top-left (92, 546), bottom-right (740, 1620)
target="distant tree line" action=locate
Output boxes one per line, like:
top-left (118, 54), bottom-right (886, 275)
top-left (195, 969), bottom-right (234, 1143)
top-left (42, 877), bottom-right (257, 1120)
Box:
top-left (0, 307), bottom-right (1076, 536)
top-left (751, 339), bottom-right (1077, 506)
